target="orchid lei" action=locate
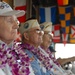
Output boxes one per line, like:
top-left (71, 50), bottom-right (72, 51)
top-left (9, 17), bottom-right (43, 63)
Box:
top-left (45, 48), bottom-right (60, 67)
top-left (0, 42), bottom-right (30, 75)
top-left (21, 43), bottom-right (53, 71)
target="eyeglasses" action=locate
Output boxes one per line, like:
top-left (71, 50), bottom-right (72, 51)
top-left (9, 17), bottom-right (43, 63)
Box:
top-left (27, 29), bottom-right (44, 35)
top-left (35, 30), bottom-right (44, 35)
top-left (44, 32), bottom-right (53, 37)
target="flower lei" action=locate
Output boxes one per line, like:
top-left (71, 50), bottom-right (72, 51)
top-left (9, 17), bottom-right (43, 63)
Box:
top-left (21, 43), bottom-right (53, 71)
top-left (45, 48), bottom-right (60, 67)
top-left (0, 42), bottom-right (30, 75)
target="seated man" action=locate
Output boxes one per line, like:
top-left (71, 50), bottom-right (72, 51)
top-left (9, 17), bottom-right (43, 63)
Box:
top-left (19, 18), bottom-right (54, 75)
top-left (0, 1), bottom-right (34, 75)
top-left (39, 22), bottom-right (74, 75)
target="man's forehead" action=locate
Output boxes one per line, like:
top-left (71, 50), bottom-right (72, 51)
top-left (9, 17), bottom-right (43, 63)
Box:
top-left (3, 15), bottom-right (17, 20)
top-left (29, 27), bottom-right (41, 31)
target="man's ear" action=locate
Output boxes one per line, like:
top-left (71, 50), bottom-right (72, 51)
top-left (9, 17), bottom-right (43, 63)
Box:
top-left (23, 32), bottom-right (29, 40)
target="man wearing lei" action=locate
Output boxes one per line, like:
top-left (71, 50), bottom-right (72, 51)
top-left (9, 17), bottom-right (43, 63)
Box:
top-left (19, 18), bottom-right (55, 75)
top-left (39, 22), bottom-right (74, 75)
top-left (0, 1), bottom-right (35, 75)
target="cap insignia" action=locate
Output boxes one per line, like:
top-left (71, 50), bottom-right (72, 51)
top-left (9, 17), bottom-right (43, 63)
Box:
top-left (40, 25), bottom-right (44, 30)
top-left (24, 23), bottom-right (29, 29)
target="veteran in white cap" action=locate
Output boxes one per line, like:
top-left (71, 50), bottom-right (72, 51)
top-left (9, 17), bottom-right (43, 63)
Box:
top-left (39, 22), bottom-right (64, 75)
top-left (19, 18), bottom-right (55, 75)
top-left (0, 1), bottom-right (35, 75)
top-left (19, 18), bottom-right (44, 46)
top-left (39, 22), bottom-right (75, 75)
top-left (40, 22), bottom-right (53, 48)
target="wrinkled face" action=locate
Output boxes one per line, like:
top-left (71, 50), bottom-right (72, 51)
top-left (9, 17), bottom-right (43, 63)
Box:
top-left (24, 27), bottom-right (44, 47)
top-left (42, 31), bottom-right (53, 48)
top-left (0, 15), bottom-right (19, 44)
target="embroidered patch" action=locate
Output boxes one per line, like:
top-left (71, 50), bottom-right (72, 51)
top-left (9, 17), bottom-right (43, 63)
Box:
top-left (0, 2), bottom-right (10, 9)
top-left (40, 25), bottom-right (44, 30)
top-left (24, 23), bottom-right (29, 29)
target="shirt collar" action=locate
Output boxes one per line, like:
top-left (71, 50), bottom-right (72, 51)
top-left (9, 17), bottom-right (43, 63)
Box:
top-left (0, 40), bottom-right (14, 48)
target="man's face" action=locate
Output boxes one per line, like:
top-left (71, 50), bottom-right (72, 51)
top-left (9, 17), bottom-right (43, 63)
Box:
top-left (42, 31), bottom-right (53, 48)
top-left (24, 27), bottom-right (44, 47)
top-left (0, 15), bottom-right (19, 44)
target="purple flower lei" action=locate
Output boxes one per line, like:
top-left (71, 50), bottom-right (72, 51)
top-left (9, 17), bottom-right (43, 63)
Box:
top-left (45, 48), bottom-right (60, 67)
top-left (21, 43), bottom-right (53, 71)
top-left (0, 42), bottom-right (30, 75)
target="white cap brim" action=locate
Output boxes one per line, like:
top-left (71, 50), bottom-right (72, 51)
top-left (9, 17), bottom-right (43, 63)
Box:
top-left (0, 10), bottom-right (25, 17)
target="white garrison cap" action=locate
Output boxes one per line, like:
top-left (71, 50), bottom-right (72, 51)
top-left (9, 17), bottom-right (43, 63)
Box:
top-left (40, 22), bottom-right (53, 37)
top-left (0, 1), bottom-right (25, 17)
top-left (40, 22), bottom-right (52, 32)
top-left (19, 19), bottom-right (40, 34)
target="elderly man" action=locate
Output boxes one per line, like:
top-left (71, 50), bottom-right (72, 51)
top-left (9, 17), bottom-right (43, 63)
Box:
top-left (0, 1), bottom-right (35, 75)
top-left (19, 18), bottom-right (54, 75)
top-left (39, 22), bottom-right (74, 75)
